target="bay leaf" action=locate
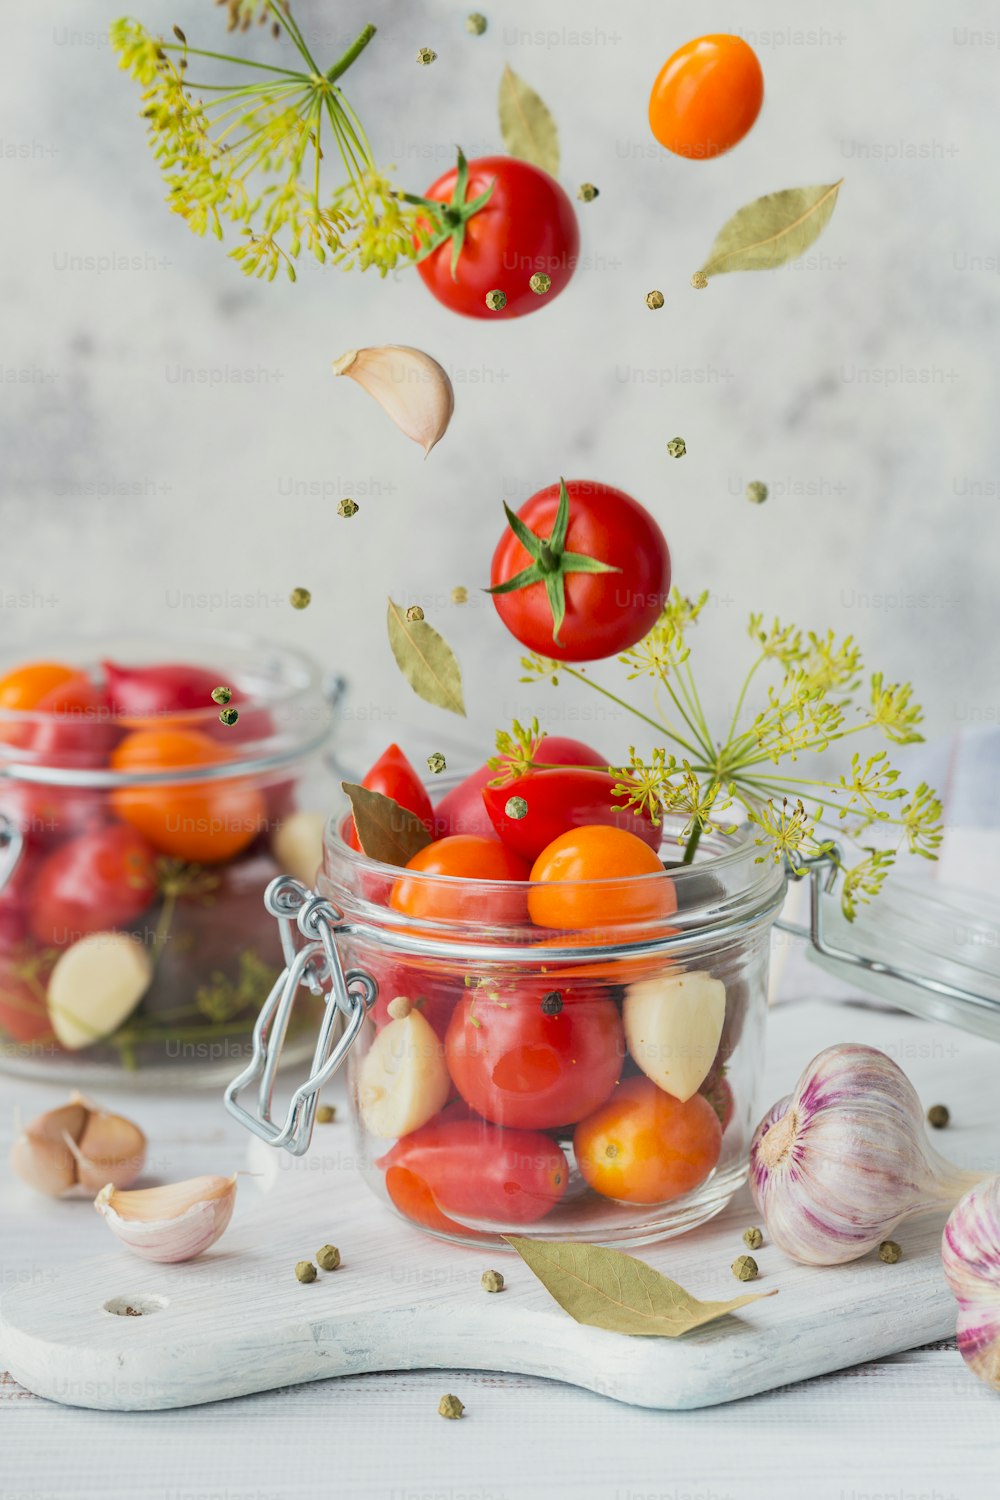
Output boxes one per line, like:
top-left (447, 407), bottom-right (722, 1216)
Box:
top-left (341, 782), bottom-right (432, 866)
top-left (498, 65), bottom-right (559, 177)
top-left (696, 180), bottom-right (843, 280)
top-left (386, 598), bottom-right (466, 718)
top-left (505, 1235), bottom-right (776, 1338)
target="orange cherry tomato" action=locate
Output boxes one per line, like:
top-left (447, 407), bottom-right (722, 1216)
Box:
top-left (649, 35), bottom-right (764, 160)
top-left (0, 661), bottom-right (79, 711)
top-left (528, 825), bottom-right (675, 930)
top-left (390, 835), bottom-right (531, 925)
top-left (574, 1076), bottom-right (722, 1204)
top-left (110, 728), bottom-right (265, 864)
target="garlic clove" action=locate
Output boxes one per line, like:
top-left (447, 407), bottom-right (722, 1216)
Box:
top-left (357, 1009), bottom-right (450, 1139)
top-left (332, 345), bottom-right (455, 456)
top-left (272, 810), bottom-right (327, 887)
top-left (942, 1174), bottom-right (1000, 1392)
top-left (10, 1099), bottom-right (90, 1198)
top-left (622, 971), bottom-right (726, 1102)
top-left (95, 1174), bottom-right (237, 1263)
top-left (46, 931), bottom-right (152, 1050)
top-left (72, 1110), bottom-right (147, 1193)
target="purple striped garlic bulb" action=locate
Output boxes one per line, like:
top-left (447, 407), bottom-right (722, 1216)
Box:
top-left (750, 1043), bottom-right (982, 1266)
top-left (942, 1175), bottom-right (1000, 1391)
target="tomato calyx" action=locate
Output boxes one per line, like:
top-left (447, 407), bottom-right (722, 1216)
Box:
top-left (405, 148), bottom-right (496, 279)
top-left (487, 479), bottom-right (621, 645)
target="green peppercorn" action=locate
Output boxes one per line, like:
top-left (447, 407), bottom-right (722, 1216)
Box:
top-left (466, 13), bottom-right (487, 36)
top-left (405, 604), bottom-right (425, 623)
top-left (667, 437), bottom-right (687, 459)
top-left (927, 1104), bottom-right (950, 1129)
top-left (746, 481), bottom-right (768, 505)
top-left (481, 1269), bottom-right (505, 1293)
top-left (879, 1240), bottom-right (902, 1264)
top-left (505, 796), bottom-right (529, 820)
top-left (731, 1255), bottom-right (758, 1282)
top-left (438, 1393), bottom-right (465, 1419)
top-left (295, 1261), bottom-right (317, 1284)
top-left (645, 289), bottom-right (665, 310)
top-left (337, 497), bottom-right (359, 518)
top-left (218, 706), bottom-right (239, 727)
top-left (289, 587), bottom-right (311, 610)
top-left (577, 183), bottom-right (599, 202)
top-left (315, 1104), bottom-right (336, 1124)
top-left (211, 685), bottom-right (232, 706)
top-left (316, 1244), bottom-right (341, 1272)
top-left (416, 47), bottom-right (437, 64)
top-left (485, 289), bottom-right (507, 312)
top-left (451, 586), bottom-right (468, 604)
top-left (427, 752), bottom-right (447, 775)
top-left (529, 273), bottom-right (551, 295)
top-left (742, 1226), bottom-right (764, 1251)
top-left (691, 271), bottom-right (708, 290)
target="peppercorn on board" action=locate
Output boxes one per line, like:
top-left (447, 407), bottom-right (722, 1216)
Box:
top-left (2, 1000), bottom-right (996, 1412)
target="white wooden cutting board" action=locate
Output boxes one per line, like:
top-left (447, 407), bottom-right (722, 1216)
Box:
top-left (1, 1002), bottom-right (996, 1412)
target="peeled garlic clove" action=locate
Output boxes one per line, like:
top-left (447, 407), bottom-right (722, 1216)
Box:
top-left (750, 1043), bottom-right (983, 1266)
top-left (10, 1098), bottom-right (89, 1197)
top-left (272, 810), bottom-right (327, 887)
top-left (357, 1009), bottom-right (450, 1139)
top-left (47, 931), bottom-right (152, 1050)
top-left (95, 1174), bottom-right (237, 1263)
top-left (623, 971), bottom-right (726, 1102)
top-left (942, 1174), bottom-right (1000, 1391)
top-left (72, 1109), bottom-right (147, 1193)
top-left (333, 345), bottom-right (455, 456)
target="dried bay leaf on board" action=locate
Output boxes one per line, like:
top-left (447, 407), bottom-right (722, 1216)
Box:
top-left (505, 1235), bottom-right (776, 1337)
top-left (696, 181), bottom-right (844, 280)
top-left (386, 598), bottom-right (466, 717)
top-left (498, 64), bottom-right (560, 177)
top-left (341, 783), bottom-right (432, 866)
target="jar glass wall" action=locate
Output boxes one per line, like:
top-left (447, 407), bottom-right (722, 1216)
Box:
top-left (318, 809), bottom-right (786, 1249)
top-left (0, 632), bottom-right (339, 1085)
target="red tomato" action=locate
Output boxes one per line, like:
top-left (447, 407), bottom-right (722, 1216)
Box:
top-left (490, 479), bottom-right (671, 661)
top-left (378, 1116), bottom-right (569, 1226)
top-left (29, 824), bottom-right (159, 948)
top-left (649, 35), bottom-right (764, 160)
top-left (0, 782), bottom-right (104, 851)
top-left (484, 767), bottom-right (660, 862)
top-left (390, 835), bottom-right (530, 926)
top-left (445, 979), bottom-right (623, 1128)
top-left (529, 826), bottom-right (676, 930)
top-left (367, 955), bottom-right (462, 1038)
top-left (345, 743), bottom-right (434, 852)
top-left (433, 735), bottom-right (607, 839)
top-left (0, 951), bottom-right (57, 1045)
top-left (103, 660), bottom-right (230, 717)
top-left (415, 153), bottom-right (579, 319)
top-left (574, 1076), bottom-right (723, 1204)
top-left (22, 675), bottom-right (119, 767)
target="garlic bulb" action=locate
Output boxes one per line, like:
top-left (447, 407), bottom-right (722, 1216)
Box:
top-left (332, 345), bottom-right (454, 455)
top-left (94, 1174), bottom-right (237, 1263)
top-left (10, 1095), bottom-right (146, 1198)
top-left (750, 1044), bottom-right (981, 1266)
top-left (942, 1175), bottom-right (1000, 1391)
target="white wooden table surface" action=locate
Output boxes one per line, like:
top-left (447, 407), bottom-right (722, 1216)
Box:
top-left (2, 950), bottom-right (998, 1500)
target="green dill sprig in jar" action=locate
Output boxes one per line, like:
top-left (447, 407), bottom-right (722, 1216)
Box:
top-left (110, 13), bottom-right (426, 280)
top-left (508, 588), bottom-right (944, 918)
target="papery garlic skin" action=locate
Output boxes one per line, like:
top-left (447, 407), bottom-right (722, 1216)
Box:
top-left (333, 345), bottom-right (454, 455)
top-left (10, 1096), bottom-right (146, 1198)
top-left (942, 1175), bottom-right (1000, 1391)
top-left (750, 1044), bottom-right (981, 1266)
top-left (94, 1174), bottom-right (237, 1263)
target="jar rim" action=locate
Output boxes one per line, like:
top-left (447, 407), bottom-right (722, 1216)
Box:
top-left (0, 629), bottom-right (338, 785)
top-left (319, 812), bottom-right (788, 959)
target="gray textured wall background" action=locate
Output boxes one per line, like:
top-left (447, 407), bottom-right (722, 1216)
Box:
top-left (2, 0), bottom-right (998, 774)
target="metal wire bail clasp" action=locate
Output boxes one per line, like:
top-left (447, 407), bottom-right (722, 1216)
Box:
top-left (224, 875), bottom-right (375, 1155)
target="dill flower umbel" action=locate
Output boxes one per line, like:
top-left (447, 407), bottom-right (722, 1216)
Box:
top-left (110, 14), bottom-right (424, 280)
